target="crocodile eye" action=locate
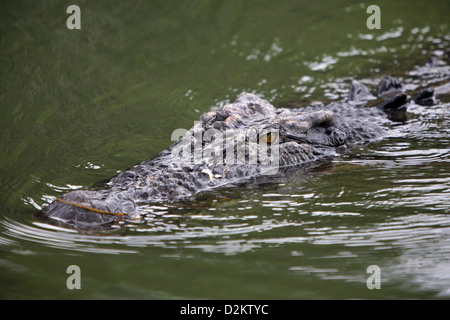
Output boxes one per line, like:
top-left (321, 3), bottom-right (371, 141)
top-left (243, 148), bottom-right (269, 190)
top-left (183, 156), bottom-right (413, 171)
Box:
top-left (262, 132), bottom-right (272, 143)
top-left (261, 132), bottom-right (278, 144)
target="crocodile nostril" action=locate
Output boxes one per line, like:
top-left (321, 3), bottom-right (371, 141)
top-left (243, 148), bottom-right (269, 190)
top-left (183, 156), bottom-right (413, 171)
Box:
top-left (332, 129), bottom-right (347, 146)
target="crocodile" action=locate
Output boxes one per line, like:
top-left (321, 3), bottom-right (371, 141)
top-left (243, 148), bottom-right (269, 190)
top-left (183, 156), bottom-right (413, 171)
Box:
top-left (41, 60), bottom-right (449, 229)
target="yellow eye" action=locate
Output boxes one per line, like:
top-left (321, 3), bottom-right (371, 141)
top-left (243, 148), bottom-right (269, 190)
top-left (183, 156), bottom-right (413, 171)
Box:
top-left (262, 132), bottom-right (272, 143)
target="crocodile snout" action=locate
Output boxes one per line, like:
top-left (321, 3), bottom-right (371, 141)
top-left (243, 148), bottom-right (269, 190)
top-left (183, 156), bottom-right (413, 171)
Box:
top-left (42, 190), bottom-right (135, 229)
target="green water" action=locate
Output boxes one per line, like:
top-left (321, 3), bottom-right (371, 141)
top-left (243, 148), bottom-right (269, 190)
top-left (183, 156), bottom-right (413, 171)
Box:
top-left (0, 0), bottom-right (449, 299)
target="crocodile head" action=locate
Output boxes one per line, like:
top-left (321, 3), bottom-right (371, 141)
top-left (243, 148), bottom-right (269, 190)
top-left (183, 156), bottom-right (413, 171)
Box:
top-left (172, 88), bottom-right (384, 174)
top-left (41, 189), bottom-right (136, 229)
top-left (42, 80), bottom-right (396, 229)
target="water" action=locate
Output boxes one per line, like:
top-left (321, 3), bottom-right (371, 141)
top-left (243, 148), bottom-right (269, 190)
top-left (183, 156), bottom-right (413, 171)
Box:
top-left (0, 0), bottom-right (449, 299)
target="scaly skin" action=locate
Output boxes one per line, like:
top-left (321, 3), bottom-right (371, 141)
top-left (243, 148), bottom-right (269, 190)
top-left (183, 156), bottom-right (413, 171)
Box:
top-left (43, 69), bottom-right (444, 229)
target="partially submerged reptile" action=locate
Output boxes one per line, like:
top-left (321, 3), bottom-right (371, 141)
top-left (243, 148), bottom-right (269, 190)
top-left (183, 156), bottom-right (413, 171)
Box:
top-left (41, 58), bottom-right (450, 229)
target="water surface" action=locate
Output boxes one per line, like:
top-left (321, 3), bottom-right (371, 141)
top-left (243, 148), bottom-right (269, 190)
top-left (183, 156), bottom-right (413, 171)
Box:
top-left (0, 0), bottom-right (449, 299)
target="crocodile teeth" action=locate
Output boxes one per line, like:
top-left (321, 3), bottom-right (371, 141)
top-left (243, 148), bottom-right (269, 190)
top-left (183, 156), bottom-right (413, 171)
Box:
top-left (201, 169), bottom-right (215, 180)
